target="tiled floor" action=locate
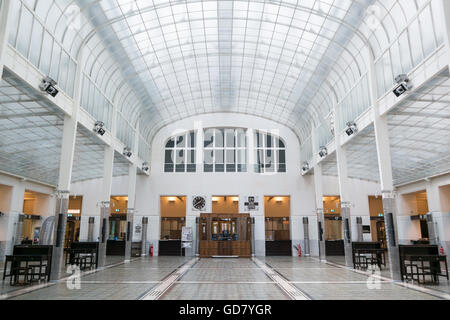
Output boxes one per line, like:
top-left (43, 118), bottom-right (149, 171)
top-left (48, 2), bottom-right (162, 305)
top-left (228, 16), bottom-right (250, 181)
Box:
top-left (1, 256), bottom-right (449, 300)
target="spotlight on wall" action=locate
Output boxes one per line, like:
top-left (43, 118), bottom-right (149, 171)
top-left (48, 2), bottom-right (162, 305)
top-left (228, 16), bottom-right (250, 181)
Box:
top-left (142, 162), bottom-right (149, 172)
top-left (301, 162), bottom-right (310, 174)
top-left (93, 121), bottom-right (106, 136)
top-left (232, 197), bottom-right (239, 202)
top-left (318, 146), bottom-right (328, 158)
top-left (123, 147), bottom-right (132, 158)
top-left (345, 121), bottom-right (358, 136)
top-left (393, 74), bottom-right (412, 97)
top-left (39, 76), bottom-right (59, 97)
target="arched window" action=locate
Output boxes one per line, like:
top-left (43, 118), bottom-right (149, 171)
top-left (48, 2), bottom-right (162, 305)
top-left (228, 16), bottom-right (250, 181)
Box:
top-left (254, 131), bottom-right (286, 173)
top-left (164, 131), bottom-right (196, 173)
top-left (204, 128), bottom-right (247, 173)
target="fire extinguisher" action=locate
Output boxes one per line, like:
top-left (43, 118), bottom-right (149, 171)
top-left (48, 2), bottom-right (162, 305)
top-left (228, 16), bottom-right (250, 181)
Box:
top-left (298, 245), bottom-right (302, 257)
top-left (440, 246), bottom-right (444, 256)
top-left (150, 244), bottom-right (154, 257)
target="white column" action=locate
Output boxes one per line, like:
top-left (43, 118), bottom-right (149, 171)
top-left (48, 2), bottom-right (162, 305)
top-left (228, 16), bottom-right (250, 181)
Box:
top-left (0, 0), bottom-right (12, 77)
top-left (333, 105), bottom-right (353, 267)
top-left (440, 0), bottom-right (450, 66)
top-left (368, 53), bottom-right (402, 281)
top-left (195, 120), bottom-right (204, 173)
top-left (311, 127), bottom-right (326, 261)
top-left (97, 145), bottom-right (114, 267)
top-left (125, 124), bottom-right (139, 261)
top-left (49, 46), bottom-right (85, 280)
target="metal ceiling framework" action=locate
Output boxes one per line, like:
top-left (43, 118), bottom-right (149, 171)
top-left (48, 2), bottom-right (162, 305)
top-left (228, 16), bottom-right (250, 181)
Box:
top-left (318, 69), bottom-right (450, 186)
top-left (0, 71), bottom-right (136, 186)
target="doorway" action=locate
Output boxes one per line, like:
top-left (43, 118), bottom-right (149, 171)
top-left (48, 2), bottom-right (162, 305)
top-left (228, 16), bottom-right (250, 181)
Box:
top-left (323, 196), bottom-right (345, 256)
top-left (159, 196), bottom-right (186, 256)
top-left (264, 196), bottom-right (291, 256)
top-left (369, 196), bottom-right (386, 249)
top-left (401, 190), bottom-right (430, 244)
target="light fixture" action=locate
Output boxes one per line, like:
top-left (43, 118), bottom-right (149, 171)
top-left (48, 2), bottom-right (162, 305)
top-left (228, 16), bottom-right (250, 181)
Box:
top-left (168, 197), bottom-right (176, 202)
top-left (393, 74), bottom-right (412, 97)
top-left (212, 197), bottom-right (219, 202)
top-left (93, 121), bottom-right (106, 136)
top-left (345, 121), bottom-right (358, 136)
top-left (142, 162), bottom-right (149, 172)
top-left (123, 147), bottom-right (132, 158)
top-left (39, 76), bottom-right (59, 97)
top-left (301, 162), bottom-right (309, 174)
top-left (318, 146), bottom-right (328, 158)
top-left (232, 197), bottom-right (239, 202)
top-left (275, 197), bottom-right (283, 203)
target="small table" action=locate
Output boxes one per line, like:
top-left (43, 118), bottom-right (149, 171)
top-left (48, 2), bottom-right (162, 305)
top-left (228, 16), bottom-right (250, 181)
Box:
top-left (403, 255), bottom-right (448, 284)
top-left (354, 248), bottom-right (386, 270)
top-left (66, 248), bottom-right (97, 270)
top-left (3, 255), bottom-right (50, 286)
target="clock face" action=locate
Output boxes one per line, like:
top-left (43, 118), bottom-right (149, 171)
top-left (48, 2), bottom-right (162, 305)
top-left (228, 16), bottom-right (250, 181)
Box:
top-left (193, 196), bottom-right (206, 210)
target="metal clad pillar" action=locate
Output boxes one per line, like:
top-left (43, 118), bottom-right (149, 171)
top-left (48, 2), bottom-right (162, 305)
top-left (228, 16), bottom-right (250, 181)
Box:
top-left (368, 53), bottom-right (401, 281)
top-left (14, 214), bottom-right (25, 245)
top-left (356, 217), bottom-right (363, 242)
top-left (311, 127), bottom-right (326, 261)
top-left (334, 105), bottom-right (353, 268)
top-left (141, 217), bottom-right (148, 256)
top-left (88, 217), bottom-right (95, 242)
top-left (302, 217), bottom-right (310, 256)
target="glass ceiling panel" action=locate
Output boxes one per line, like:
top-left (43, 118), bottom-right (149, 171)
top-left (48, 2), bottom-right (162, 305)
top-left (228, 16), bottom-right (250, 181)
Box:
top-left (75, 0), bottom-right (371, 141)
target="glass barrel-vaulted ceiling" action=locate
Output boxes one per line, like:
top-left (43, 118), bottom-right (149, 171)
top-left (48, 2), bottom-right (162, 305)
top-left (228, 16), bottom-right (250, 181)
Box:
top-left (72, 0), bottom-right (375, 141)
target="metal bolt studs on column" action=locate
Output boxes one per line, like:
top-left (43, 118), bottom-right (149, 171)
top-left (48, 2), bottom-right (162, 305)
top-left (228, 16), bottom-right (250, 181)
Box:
top-left (50, 190), bottom-right (70, 281)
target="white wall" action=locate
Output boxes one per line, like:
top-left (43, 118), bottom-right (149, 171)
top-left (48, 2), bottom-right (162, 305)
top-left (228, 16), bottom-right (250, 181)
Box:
top-left (70, 113), bottom-right (383, 257)
top-left (0, 172), bottom-right (55, 261)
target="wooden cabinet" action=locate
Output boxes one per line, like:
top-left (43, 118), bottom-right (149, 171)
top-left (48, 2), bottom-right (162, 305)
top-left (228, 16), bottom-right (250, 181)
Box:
top-left (199, 213), bottom-right (252, 258)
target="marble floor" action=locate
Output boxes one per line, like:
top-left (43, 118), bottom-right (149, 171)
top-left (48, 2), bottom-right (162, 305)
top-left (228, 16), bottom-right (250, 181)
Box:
top-left (1, 256), bottom-right (448, 300)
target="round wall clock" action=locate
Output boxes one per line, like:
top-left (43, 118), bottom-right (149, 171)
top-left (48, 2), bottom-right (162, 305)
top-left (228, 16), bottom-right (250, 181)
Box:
top-left (193, 196), bottom-right (206, 211)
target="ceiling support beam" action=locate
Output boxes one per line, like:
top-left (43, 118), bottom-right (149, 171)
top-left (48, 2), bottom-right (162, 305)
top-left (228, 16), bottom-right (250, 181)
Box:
top-left (368, 54), bottom-right (401, 281)
top-left (333, 103), bottom-right (353, 268)
top-left (440, 0), bottom-right (450, 70)
top-left (311, 127), bottom-right (326, 262)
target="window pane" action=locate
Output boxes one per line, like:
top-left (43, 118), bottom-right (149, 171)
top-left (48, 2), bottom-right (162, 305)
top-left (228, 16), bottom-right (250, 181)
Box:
top-left (176, 150), bottom-right (185, 172)
top-left (265, 150), bottom-right (275, 173)
top-left (188, 132), bottom-right (195, 148)
top-left (204, 129), bottom-right (214, 148)
top-left (165, 150), bottom-right (174, 172)
top-left (204, 149), bottom-right (214, 172)
top-left (226, 150), bottom-right (236, 172)
top-left (266, 134), bottom-right (273, 148)
top-left (225, 129), bottom-right (235, 148)
top-left (215, 129), bottom-right (224, 148)
top-left (166, 138), bottom-right (175, 148)
top-left (215, 150), bottom-right (224, 172)
top-left (236, 129), bottom-right (246, 147)
top-left (176, 135), bottom-right (186, 148)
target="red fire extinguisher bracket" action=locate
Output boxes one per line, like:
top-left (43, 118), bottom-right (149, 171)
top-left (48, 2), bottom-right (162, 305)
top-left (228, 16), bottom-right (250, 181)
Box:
top-left (150, 244), bottom-right (154, 257)
top-left (298, 245), bottom-right (302, 257)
